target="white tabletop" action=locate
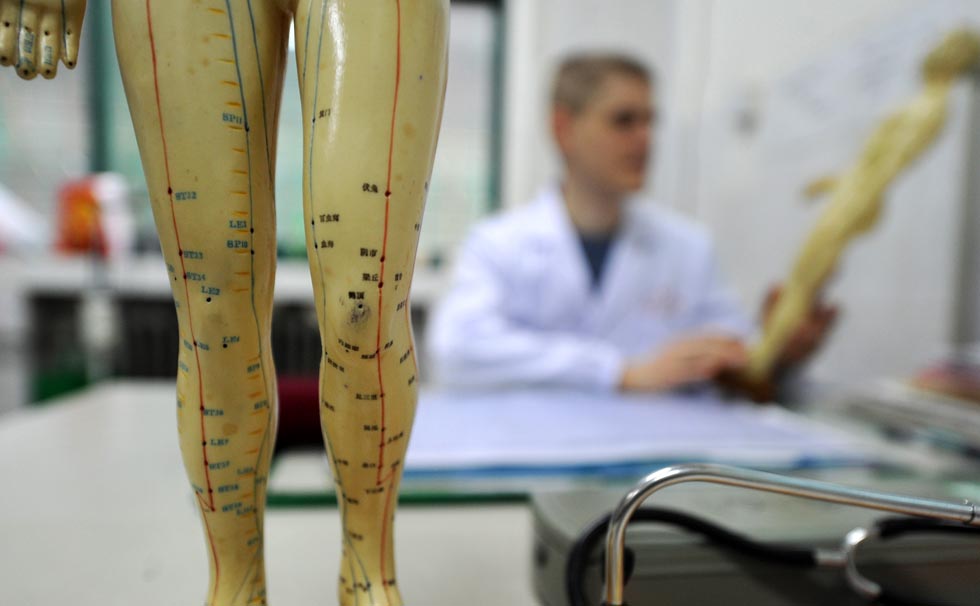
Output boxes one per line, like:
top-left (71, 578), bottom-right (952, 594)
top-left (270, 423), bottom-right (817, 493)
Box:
top-left (0, 381), bottom-right (537, 606)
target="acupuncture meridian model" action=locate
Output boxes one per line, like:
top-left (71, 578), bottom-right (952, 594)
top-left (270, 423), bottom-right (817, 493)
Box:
top-left (3, 1), bottom-right (449, 605)
top-left (0, 0), bottom-right (85, 78)
top-left (745, 28), bottom-right (980, 384)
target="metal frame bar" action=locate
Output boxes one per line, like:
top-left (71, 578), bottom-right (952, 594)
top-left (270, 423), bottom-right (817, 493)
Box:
top-left (602, 463), bottom-right (978, 606)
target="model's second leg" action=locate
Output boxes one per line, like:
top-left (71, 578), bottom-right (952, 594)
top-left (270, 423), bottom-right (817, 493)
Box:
top-left (112, 1), bottom-right (289, 604)
top-left (295, 1), bottom-right (448, 604)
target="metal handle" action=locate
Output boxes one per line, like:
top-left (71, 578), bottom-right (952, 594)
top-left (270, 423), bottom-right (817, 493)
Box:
top-left (603, 463), bottom-right (978, 606)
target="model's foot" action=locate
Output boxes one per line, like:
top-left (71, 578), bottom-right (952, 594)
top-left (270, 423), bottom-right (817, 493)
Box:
top-left (0, 0), bottom-right (86, 80)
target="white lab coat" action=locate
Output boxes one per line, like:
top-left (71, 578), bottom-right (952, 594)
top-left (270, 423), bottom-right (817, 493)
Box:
top-left (427, 185), bottom-right (752, 391)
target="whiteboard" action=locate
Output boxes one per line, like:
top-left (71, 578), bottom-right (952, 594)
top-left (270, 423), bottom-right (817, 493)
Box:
top-left (696, 1), bottom-right (980, 387)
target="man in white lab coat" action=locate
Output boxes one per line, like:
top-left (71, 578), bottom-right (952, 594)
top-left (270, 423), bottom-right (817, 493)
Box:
top-left (427, 54), bottom-right (834, 396)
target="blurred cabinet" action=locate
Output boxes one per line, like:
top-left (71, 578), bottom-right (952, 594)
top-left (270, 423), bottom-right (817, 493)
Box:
top-left (3, 256), bottom-right (444, 404)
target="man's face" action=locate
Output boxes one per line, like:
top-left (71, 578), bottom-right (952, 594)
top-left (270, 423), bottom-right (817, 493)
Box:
top-left (556, 75), bottom-right (655, 196)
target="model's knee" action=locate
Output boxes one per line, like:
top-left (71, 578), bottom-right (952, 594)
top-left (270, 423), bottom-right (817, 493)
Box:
top-left (188, 300), bottom-right (268, 343)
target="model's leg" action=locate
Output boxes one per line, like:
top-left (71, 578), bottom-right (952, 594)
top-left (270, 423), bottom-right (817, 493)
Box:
top-left (112, 2), bottom-right (289, 604)
top-left (0, 0), bottom-right (85, 78)
top-left (295, 1), bottom-right (448, 604)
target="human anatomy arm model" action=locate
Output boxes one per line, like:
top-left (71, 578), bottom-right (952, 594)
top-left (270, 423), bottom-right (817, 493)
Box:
top-left (745, 29), bottom-right (980, 384)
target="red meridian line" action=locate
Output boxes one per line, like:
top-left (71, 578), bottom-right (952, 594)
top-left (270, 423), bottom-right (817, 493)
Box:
top-left (376, 467), bottom-right (398, 486)
top-left (145, 0), bottom-right (214, 513)
top-left (146, 0), bottom-right (221, 596)
top-left (375, 0), bottom-right (402, 486)
top-left (384, 0), bottom-right (402, 192)
top-left (373, 205), bottom-right (390, 487)
top-left (379, 476), bottom-right (395, 601)
top-left (200, 505), bottom-right (221, 605)
top-left (146, 0), bottom-right (221, 603)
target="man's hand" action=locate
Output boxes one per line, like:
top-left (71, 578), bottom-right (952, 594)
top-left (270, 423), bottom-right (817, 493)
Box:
top-left (620, 334), bottom-right (748, 392)
top-left (762, 285), bottom-right (838, 370)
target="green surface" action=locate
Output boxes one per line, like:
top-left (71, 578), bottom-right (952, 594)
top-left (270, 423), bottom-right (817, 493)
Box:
top-left (31, 370), bottom-right (89, 404)
top-left (267, 489), bottom-right (527, 508)
top-left (265, 450), bottom-right (643, 509)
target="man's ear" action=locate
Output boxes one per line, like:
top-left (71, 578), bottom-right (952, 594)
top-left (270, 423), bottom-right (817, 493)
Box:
top-left (551, 105), bottom-right (575, 156)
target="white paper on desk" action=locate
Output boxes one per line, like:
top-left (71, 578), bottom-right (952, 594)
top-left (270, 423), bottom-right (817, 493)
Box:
top-left (404, 390), bottom-right (872, 471)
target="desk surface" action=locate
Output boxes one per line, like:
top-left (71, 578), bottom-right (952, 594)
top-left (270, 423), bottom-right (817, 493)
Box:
top-left (2, 381), bottom-right (976, 606)
top-left (0, 381), bottom-right (536, 606)
top-left (266, 386), bottom-right (893, 507)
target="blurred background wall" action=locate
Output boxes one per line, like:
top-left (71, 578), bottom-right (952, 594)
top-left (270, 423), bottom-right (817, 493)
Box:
top-left (1, 0), bottom-right (978, 411)
top-left (501, 0), bottom-right (980, 387)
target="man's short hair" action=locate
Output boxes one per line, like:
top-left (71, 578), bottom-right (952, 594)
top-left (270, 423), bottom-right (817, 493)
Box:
top-left (551, 53), bottom-right (653, 114)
